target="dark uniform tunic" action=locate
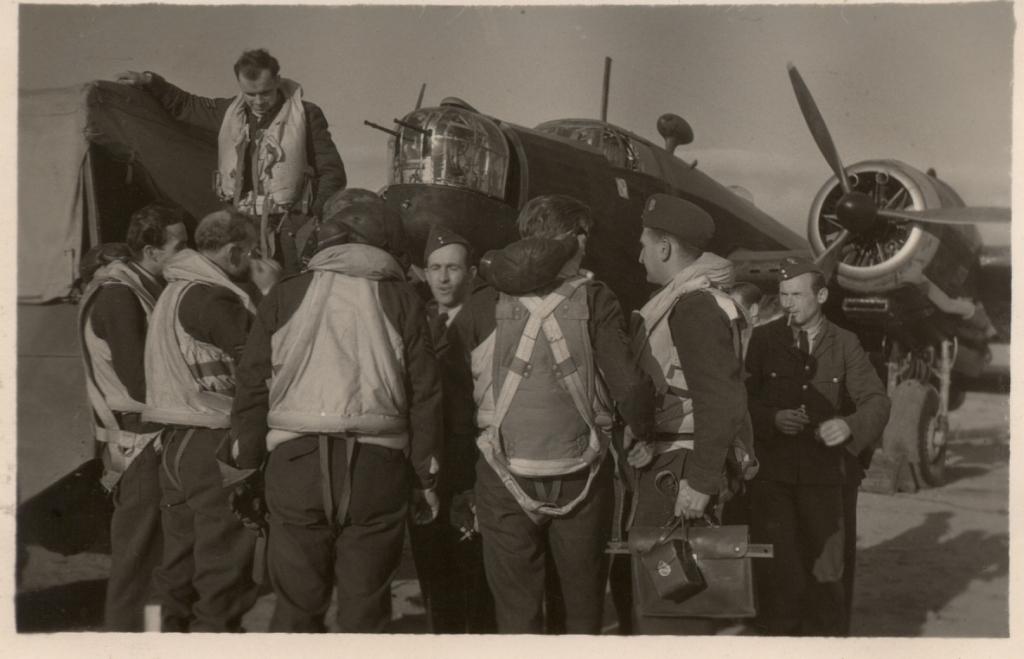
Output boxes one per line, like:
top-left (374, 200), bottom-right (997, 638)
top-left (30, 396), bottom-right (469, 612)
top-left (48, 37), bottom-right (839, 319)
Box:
top-left (408, 293), bottom-right (497, 633)
top-left (745, 316), bottom-right (890, 636)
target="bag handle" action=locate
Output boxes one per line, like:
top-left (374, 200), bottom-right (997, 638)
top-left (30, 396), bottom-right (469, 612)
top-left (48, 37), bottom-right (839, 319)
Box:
top-left (653, 470), bottom-right (721, 537)
top-left (655, 515), bottom-right (683, 546)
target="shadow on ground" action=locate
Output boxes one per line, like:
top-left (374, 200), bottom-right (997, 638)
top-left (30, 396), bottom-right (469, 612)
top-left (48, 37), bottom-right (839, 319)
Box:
top-left (18, 459), bottom-right (113, 562)
top-left (940, 430), bottom-right (1010, 488)
top-left (853, 511), bottom-right (1008, 636)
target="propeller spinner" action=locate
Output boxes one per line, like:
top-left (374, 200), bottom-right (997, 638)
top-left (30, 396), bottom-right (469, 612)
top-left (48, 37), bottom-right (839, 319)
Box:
top-left (786, 63), bottom-right (1010, 280)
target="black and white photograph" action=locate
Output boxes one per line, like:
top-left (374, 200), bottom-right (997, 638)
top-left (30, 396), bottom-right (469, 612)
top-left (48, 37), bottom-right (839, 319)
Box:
top-left (9, 0), bottom-right (1013, 646)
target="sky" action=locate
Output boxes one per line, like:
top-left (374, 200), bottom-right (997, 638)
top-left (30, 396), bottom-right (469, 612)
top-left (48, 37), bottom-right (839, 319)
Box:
top-left (17, 1), bottom-right (1014, 245)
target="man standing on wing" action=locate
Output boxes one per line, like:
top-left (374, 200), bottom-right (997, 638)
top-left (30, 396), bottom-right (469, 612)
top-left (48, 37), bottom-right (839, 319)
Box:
top-left (117, 48), bottom-right (346, 274)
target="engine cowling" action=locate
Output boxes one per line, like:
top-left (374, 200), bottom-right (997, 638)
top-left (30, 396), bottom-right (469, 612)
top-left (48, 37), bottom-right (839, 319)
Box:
top-left (807, 160), bottom-right (950, 294)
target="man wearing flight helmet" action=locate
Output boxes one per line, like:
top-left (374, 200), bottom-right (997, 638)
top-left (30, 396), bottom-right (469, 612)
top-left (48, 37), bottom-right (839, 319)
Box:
top-left (230, 197), bottom-right (442, 632)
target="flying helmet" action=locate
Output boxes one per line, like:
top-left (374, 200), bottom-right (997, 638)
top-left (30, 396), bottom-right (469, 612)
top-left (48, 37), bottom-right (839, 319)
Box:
top-left (317, 199), bottom-right (406, 257)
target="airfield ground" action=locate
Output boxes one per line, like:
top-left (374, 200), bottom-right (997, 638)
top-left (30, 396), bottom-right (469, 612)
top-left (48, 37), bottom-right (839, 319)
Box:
top-left (16, 380), bottom-right (1009, 637)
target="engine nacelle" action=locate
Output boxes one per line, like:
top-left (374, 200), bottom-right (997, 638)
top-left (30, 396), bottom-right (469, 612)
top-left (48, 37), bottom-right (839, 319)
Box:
top-left (808, 160), bottom-right (949, 294)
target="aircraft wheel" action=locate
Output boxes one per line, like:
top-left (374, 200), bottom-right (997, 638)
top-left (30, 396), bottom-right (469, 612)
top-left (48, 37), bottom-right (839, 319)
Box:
top-left (885, 380), bottom-right (946, 487)
top-left (911, 382), bottom-right (946, 486)
top-left (916, 390), bottom-right (948, 487)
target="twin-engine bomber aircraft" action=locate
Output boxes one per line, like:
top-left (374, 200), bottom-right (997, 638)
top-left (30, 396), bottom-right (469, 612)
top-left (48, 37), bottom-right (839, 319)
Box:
top-left (373, 63), bottom-right (1011, 488)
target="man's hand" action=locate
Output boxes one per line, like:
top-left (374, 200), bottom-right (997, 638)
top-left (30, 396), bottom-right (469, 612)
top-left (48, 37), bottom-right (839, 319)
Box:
top-left (116, 70), bottom-right (151, 87)
top-left (774, 408), bottom-right (810, 435)
top-left (673, 479), bottom-right (711, 520)
top-left (449, 490), bottom-right (478, 541)
top-left (817, 418), bottom-right (852, 447)
top-left (229, 474), bottom-right (267, 532)
top-left (410, 487), bottom-right (440, 526)
top-left (250, 257), bottom-right (282, 295)
top-left (627, 440), bottom-right (654, 469)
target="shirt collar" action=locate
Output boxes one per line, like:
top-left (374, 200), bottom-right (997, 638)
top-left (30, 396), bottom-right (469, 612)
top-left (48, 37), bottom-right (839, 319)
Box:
top-left (439, 304), bottom-right (463, 326)
top-left (793, 313), bottom-right (825, 346)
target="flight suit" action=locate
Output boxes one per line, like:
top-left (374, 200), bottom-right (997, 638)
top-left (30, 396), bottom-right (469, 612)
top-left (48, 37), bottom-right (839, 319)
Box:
top-left (143, 73), bottom-right (346, 274)
top-left (745, 317), bottom-right (890, 636)
top-left (82, 263), bottom-right (165, 631)
top-left (150, 282), bottom-right (261, 632)
top-left (230, 244), bottom-right (441, 632)
top-left (451, 275), bottom-right (654, 634)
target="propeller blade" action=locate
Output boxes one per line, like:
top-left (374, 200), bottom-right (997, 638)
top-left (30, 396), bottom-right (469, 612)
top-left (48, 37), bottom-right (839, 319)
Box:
top-left (877, 206), bottom-right (1011, 225)
top-left (814, 229), bottom-right (852, 282)
top-left (788, 63), bottom-right (851, 196)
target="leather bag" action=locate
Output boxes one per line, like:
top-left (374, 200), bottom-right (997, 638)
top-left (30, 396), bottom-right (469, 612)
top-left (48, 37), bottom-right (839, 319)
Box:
top-left (630, 517), bottom-right (767, 618)
top-left (637, 516), bottom-right (707, 602)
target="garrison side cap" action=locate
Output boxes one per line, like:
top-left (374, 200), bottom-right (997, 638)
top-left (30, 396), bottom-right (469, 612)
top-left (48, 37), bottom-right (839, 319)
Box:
top-left (641, 193), bottom-right (714, 250)
top-left (424, 223), bottom-right (471, 264)
top-left (778, 255), bottom-right (823, 281)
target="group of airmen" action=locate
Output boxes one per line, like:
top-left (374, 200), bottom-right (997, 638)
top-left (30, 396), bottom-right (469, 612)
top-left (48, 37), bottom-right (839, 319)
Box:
top-left (77, 49), bottom-right (891, 635)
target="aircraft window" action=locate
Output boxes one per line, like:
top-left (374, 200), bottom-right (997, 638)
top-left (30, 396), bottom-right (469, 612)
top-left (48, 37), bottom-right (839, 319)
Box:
top-left (390, 108), bottom-right (509, 199)
top-left (536, 121), bottom-right (649, 174)
top-left (630, 141), bottom-right (661, 177)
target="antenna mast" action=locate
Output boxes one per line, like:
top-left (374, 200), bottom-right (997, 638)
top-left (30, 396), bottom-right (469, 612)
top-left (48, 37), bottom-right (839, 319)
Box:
top-left (601, 57), bottom-right (612, 122)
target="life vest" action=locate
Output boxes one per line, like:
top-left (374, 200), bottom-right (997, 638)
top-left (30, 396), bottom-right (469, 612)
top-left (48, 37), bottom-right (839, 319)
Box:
top-left (264, 243), bottom-right (411, 452)
top-left (78, 261), bottom-right (163, 482)
top-left (634, 256), bottom-right (758, 478)
top-left (473, 274), bottom-right (614, 520)
top-left (216, 78), bottom-right (310, 216)
top-left (143, 250), bottom-right (255, 429)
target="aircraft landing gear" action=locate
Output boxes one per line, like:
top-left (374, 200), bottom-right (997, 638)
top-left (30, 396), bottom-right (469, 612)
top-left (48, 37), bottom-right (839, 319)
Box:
top-left (882, 339), bottom-right (953, 487)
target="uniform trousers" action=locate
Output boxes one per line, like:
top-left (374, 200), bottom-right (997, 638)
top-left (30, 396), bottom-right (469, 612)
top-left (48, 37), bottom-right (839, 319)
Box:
top-left (630, 448), bottom-right (720, 635)
top-left (749, 479), bottom-right (846, 636)
top-left (155, 426), bottom-right (260, 632)
top-left (408, 496), bottom-right (496, 633)
top-left (475, 456), bottom-right (613, 634)
top-left (105, 440), bottom-right (163, 631)
top-left (264, 436), bottom-right (409, 632)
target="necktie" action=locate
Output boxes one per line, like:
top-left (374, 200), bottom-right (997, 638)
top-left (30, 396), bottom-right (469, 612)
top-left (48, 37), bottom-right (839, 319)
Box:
top-left (798, 330), bottom-right (810, 356)
top-left (431, 311), bottom-right (449, 342)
